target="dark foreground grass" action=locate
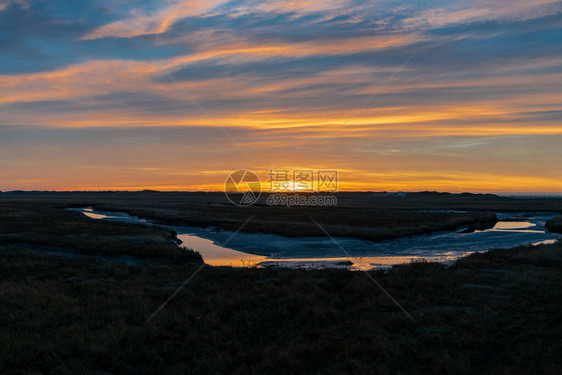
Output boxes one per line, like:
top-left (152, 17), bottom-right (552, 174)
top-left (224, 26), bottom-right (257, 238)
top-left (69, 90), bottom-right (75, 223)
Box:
top-left (1, 240), bottom-right (561, 374)
top-left (546, 216), bottom-right (562, 234)
top-left (0, 201), bottom-right (203, 264)
top-left (1, 194), bottom-right (562, 374)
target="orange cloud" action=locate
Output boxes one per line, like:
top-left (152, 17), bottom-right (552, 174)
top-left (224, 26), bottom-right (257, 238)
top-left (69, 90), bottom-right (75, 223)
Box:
top-left (82, 0), bottom-right (227, 40)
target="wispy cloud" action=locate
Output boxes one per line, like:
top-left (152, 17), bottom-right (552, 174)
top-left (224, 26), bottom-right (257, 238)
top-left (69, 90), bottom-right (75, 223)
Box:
top-left (1, 0), bottom-right (562, 191)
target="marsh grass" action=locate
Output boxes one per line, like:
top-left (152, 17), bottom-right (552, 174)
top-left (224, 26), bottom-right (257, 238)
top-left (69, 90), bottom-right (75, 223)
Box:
top-left (1, 240), bottom-right (561, 374)
top-left (546, 216), bottom-right (562, 234)
top-left (0, 201), bottom-right (203, 264)
top-left (1, 193), bottom-right (561, 374)
top-left (0, 191), bottom-right (503, 240)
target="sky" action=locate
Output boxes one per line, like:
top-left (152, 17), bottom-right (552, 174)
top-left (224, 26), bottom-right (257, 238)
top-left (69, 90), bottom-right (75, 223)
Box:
top-left (1, 0), bottom-right (562, 193)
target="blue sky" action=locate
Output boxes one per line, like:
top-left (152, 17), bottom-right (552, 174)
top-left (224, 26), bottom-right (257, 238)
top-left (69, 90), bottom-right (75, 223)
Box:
top-left (1, 0), bottom-right (562, 191)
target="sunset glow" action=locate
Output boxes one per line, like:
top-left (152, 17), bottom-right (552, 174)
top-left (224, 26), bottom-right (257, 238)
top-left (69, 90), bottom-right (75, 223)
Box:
top-left (2, 0), bottom-right (562, 193)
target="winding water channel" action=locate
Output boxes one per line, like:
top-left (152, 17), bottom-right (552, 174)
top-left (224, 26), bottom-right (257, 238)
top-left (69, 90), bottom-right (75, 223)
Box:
top-left (69, 208), bottom-right (561, 270)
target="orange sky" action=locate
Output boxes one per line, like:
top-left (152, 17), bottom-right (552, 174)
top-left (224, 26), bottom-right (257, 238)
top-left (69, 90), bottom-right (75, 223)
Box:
top-left (1, 0), bottom-right (562, 193)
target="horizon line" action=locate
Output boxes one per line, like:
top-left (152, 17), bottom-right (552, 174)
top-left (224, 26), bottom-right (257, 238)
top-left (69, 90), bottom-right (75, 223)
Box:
top-left (2, 189), bottom-right (562, 197)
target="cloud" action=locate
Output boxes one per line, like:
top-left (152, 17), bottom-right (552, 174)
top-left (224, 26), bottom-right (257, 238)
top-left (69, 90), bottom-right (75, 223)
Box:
top-left (401, 0), bottom-right (562, 29)
top-left (82, 0), bottom-right (228, 40)
top-left (1, 0), bottom-right (562, 191)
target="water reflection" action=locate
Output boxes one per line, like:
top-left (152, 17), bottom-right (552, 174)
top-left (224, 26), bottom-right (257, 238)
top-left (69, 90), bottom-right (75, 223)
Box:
top-left (71, 208), bottom-right (560, 270)
top-left (172, 228), bottom-right (266, 267)
top-left (74, 208), bottom-right (266, 267)
top-left (475, 221), bottom-right (542, 233)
